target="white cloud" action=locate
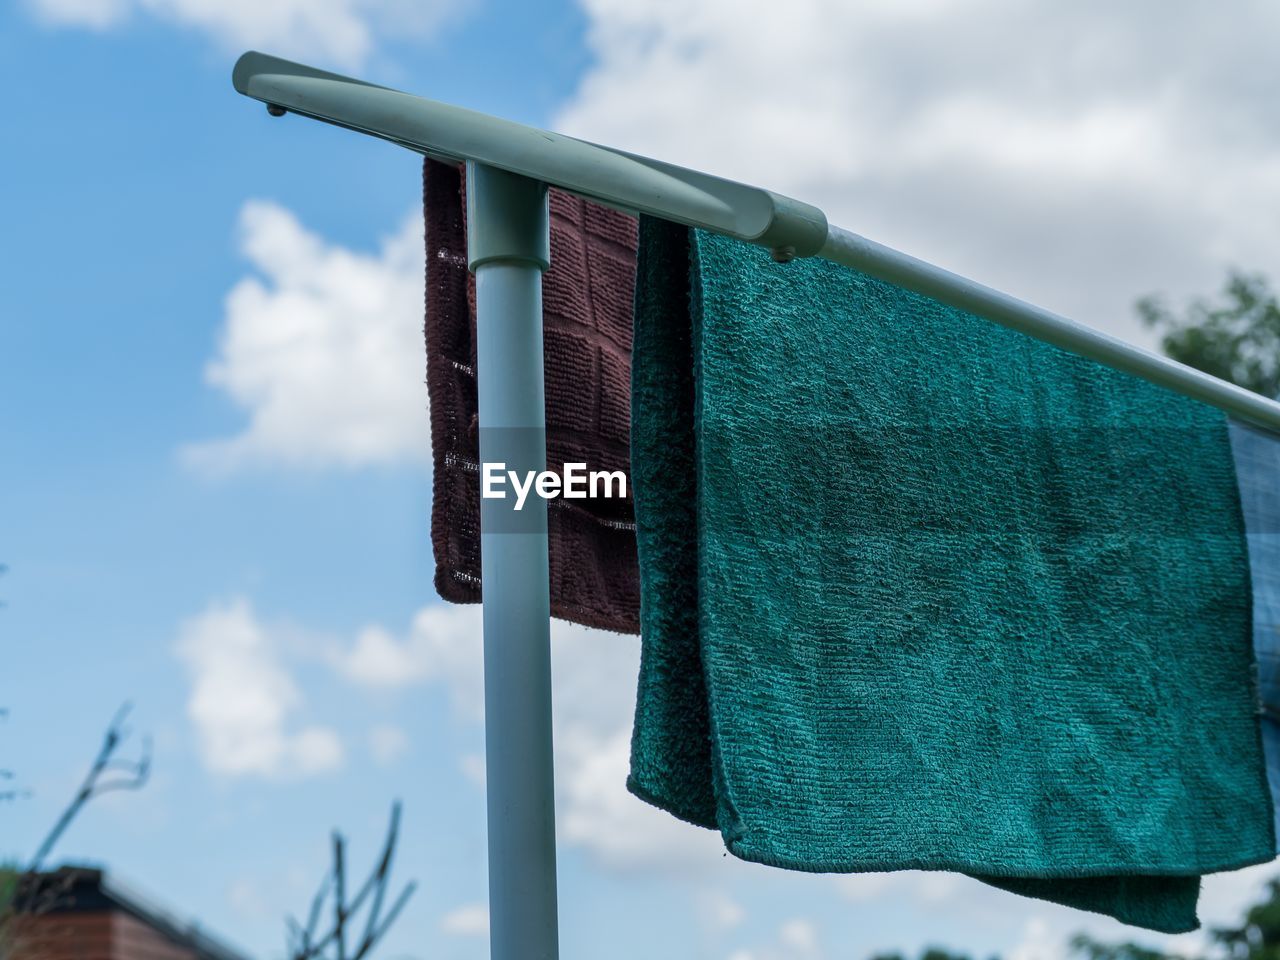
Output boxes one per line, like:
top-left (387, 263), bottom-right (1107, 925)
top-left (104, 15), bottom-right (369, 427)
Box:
top-left (779, 918), bottom-right (819, 955)
top-left (459, 751), bottom-right (486, 787)
top-left (698, 889), bottom-right (745, 932)
top-left (368, 723), bottom-right (409, 765)
top-left (331, 604), bottom-right (485, 716)
top-left (1197, 862), bottom-right (1280, 935)
top-left (834, 874), bottom-right (891, 902)
top-left (556, 723), bottom-right (722, 870)
top-left (729, 919), bottom-right (824, 960)
top-left (1008, 918), bottom-right (1063, 960)
top-left (557, 0), bottom-right (1280, 348)
top-left (227, 877), bottom-right (272, 921)
top-left (25, 0), bottom-right (461, 70)
top-left (184, 201), bottom-right (427, 473)
top-left (523, 618), bottom-right (724, 869)
top-left (331, 605), bottom-right (724, 870)
top-left (28, 0), bottom-right (128, 29)
top-left (175, 598), bottom-right (343, 779)
top-left (838, 871), bottom-right (964, 905)
top-left (440, 902), bottom-right (489, 937)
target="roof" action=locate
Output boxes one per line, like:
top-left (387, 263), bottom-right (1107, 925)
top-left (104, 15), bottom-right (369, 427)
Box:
top-left (15, 865), bottom-right (255, 960)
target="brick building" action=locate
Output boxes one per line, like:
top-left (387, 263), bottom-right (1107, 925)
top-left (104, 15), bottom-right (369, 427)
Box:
top-left (6, 866), bottom-right (251, 960)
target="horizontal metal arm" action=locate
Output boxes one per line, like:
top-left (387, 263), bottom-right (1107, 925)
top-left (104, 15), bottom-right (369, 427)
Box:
top-left (821, 226), bottom-right (1280, 430)
top-left (232, 51), bottom-right (1280, 432)
top-left (232, 51), bottom-right (827, 258)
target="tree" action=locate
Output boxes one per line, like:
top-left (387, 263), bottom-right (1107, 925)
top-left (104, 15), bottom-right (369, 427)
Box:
top-left (1213, 878), bottom-right (1280, 960)
top-left (286, 802), bottom-right (417, 960)
top-left (1068, 271), bottom-right (1279, 960)
top-left (1071, 878), bottom-right (1280, 960)
top-left (0, 705), bottom-right (150, 955)
top-left (872, 950), bottom-right (996, 960)
top-left (1138, 270), bottom-right (1280, 399)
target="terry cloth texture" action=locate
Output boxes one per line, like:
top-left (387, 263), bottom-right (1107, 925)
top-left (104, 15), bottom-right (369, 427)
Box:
top-left (423, 158), bottom-right (641, 633)
top-left (1230, 420), bottom-right (1280, 845)
top-left (628, 218), bottom-right (1276, 934)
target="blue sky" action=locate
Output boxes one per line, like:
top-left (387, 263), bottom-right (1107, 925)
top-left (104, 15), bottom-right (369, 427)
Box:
top-left (3, 2), bottom-right (1280, 959)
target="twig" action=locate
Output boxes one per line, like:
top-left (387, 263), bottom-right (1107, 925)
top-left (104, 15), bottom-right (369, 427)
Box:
top-left (286, 802), bottom-right (416, 960)
top-left (0, 703), bottom-right (149, 958)
top-left (27, 703), bottom-right (151, 874)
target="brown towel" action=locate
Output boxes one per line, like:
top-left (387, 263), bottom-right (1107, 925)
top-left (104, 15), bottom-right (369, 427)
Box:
top-left (423, 159), bottom-right (641, 633)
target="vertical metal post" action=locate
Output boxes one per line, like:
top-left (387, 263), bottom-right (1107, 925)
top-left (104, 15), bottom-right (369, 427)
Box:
top-left (466, 162), bottom-right (559, 960)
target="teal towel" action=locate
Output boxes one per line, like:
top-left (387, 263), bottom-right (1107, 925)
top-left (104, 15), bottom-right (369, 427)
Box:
top-left (628, 219), bottom-right (1275, 934)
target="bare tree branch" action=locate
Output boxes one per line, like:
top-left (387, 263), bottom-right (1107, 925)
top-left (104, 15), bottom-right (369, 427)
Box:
top-left (287, 802), bottom-right (417, 960)
top-left (334, 832), bottom-right (347, 960)
top-left (27, 703), bottom-right (151, 874)
top-left (0, 704), bottom-right (150, 958)
top-left (0, 707), bottom-right (20, 804)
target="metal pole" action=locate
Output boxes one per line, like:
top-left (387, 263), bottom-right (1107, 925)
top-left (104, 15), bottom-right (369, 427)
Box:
top-left (234, 50), bottom-right (1280, 434)
top-left (467, 162), bottom-right (559, 960)
top-left (820, 224), bottom-right (1280, 429)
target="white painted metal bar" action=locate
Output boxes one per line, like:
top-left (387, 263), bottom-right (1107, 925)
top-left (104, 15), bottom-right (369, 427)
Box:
top-left (820, 226), bottom-right (1280, 429)
top-left (467, 162), bottom-right (560, 960)
top-left (231, 50), bottom-right (1280, 433)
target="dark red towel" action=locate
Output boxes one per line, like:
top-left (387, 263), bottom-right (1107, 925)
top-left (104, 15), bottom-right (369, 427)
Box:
top-left (423, 159), bottom-right (641, 633)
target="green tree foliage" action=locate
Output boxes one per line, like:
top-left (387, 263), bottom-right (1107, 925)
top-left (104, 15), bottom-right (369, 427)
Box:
top-left (1138, 270), bottom-right (1280, 399)
top-left (872, 949), bottom-right (997, 960)
top-left (863, 877), bottom-right (1280, 960)
top-left (1070, 932), bottom-right (1182, 960)
top-left (1214, 878), bottom-right (1280, 960)
top-left (1072, 878), bottom-right (1280, 960)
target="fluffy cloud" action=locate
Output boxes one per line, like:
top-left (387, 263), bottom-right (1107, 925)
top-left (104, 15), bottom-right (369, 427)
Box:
top-left (557, 0), bottom-right (1280, 347)
top-left (556, 723), bottom-right (722, 870)
top-left (175, 598), bottom-right (343, 778)
top-left (331, 603), bottom-right (485, 716)
top-left (779, 919), bottom-right (820, 955)
top-left (838, 871), bottom-right (964, 904)
top-left (1008, 919), bottom-right (1064, 960)
top-left (458, 751), bottom-right (486, 787)
top-left (333, 605), bottom-right (724, 869)
top-left (439, 902), bottom-right (489, 937)
top-left (184, 201), bottom-right (427, 473)
top-left (697, 890), bottom-right (745, 933)
top-left (728, 918), bottom-right (824, 960)
top-left (25, 0), bottom-right (460, 69)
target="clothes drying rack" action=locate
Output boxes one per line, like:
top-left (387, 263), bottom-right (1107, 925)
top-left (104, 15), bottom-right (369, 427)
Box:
top-left (231, 51), bottom-right (1280, 960)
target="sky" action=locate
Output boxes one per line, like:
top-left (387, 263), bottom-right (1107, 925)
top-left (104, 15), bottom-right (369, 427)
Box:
top-left (2, 1), bottom-right (1279, 959)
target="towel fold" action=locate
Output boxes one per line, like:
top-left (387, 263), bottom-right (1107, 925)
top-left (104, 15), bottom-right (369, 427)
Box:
top-left (423, 159), bottom-right (641, 633)
top-left (628, 218), bottom-right (1275, 933)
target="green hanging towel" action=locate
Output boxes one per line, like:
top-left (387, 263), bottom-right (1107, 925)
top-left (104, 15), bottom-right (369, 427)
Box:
top-left (628, 218), bottom-right (1275, 934)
